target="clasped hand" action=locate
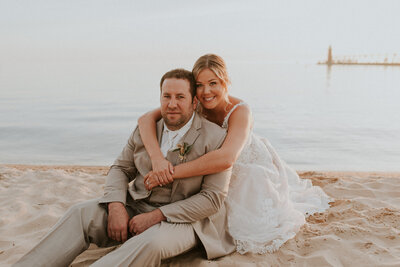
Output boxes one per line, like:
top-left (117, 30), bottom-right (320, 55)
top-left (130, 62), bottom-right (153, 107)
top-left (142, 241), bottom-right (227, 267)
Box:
top-left (107, 202), bottom-right (166, 242)
top-left (144, 157), bottom-right (174, 190)
top-left (129, 209), bottom-right (166, 235)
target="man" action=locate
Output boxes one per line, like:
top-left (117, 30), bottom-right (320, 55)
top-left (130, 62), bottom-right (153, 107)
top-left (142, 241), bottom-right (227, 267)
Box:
top-left (14, 69), bottom-right (235, 267)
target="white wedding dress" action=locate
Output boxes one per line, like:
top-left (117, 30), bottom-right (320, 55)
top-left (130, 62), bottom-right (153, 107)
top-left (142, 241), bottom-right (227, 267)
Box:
top-left (223, 102), bottom-right (331, 254)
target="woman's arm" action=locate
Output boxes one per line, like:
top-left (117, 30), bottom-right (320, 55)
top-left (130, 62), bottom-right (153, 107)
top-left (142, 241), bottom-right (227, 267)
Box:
top-left (138, 108), bottom-right (162, 159)
top-left (138, 108), bottom-right (174, 184)
top-left (173, 105), bottom-right (252, 178)
top-left (144, 105), bottom-right (252, 190)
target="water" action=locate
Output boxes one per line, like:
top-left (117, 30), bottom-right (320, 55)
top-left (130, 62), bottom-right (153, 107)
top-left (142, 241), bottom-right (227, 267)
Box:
top-left (1, 60), bottom-right (399, 171)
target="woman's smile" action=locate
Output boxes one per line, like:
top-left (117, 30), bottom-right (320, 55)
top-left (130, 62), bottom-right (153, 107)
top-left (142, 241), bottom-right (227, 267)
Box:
top-left (196, 68), bottom-right (226, 110)
top-left (203, 96), bottom-right (216, 102)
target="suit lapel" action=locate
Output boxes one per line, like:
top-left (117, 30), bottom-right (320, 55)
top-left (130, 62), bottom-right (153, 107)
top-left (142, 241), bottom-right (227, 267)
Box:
top-left (169, 113), bottom-right (202, 197)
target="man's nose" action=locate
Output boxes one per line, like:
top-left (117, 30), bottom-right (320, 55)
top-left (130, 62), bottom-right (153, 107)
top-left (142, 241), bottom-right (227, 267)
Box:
top-left (168, 97), bottom-right (177, 108)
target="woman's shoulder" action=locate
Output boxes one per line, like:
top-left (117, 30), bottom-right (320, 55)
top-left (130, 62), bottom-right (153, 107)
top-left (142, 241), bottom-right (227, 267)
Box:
top-left (228, 96), bottom-right (250, 110)
top-left (223, 96), bottom-right (252, 128)
top-left (227, 96), bottom-right (251, 117)
top-left (228, 95), bottom-right (243, 105)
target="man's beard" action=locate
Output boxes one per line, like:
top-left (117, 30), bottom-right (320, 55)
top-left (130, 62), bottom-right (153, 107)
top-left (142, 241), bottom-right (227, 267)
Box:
top-left (162, 112), bottom-right (193, 130)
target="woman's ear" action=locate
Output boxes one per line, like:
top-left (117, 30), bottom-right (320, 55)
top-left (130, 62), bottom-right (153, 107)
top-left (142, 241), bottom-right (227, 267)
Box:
top-left (221, 80), bottom-right (228, 92)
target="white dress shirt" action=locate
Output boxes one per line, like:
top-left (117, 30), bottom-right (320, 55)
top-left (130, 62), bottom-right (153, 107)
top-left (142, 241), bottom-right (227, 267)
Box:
top-left (160, 113), bottom-right (195, 157)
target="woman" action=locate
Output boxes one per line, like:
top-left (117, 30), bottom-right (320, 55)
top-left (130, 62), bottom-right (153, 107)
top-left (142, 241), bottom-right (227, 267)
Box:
top-left (138, 54), bottom-right (331, 254)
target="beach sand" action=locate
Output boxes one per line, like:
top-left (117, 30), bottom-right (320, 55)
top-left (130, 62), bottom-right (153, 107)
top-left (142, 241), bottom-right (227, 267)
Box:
top-left (1, 164), bottom-right (399, 266)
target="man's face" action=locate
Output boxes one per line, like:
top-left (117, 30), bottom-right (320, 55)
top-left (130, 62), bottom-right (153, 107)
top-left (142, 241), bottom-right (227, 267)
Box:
top-left (160, 78), bottom-right (196, 130)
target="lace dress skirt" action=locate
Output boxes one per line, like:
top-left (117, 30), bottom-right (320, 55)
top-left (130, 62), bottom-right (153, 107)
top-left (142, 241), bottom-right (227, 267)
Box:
top-left (225, 133), bottom-right (331, 254)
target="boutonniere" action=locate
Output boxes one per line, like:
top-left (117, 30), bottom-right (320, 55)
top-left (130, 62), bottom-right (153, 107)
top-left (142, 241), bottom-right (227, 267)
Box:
top-left (173, 142), bottom-right (193, 162)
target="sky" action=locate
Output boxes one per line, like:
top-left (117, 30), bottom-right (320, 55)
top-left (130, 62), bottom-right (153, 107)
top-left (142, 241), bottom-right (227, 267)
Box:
top-left (1, 0), bottom-right (400, 65)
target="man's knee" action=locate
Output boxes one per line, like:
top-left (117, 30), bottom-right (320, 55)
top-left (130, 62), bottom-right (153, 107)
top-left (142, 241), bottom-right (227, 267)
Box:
top-left (127, 224), bottom-right (168, 256)
top-left (63, 199), bottom-right (109, 245)
top-left (139, 225), bottom-right (164, 247)
top-left (65, 199), bottom-right (107, 229)
top-left (67, 199), bottom-right (104, 216)
top-left (134, 223), bottom-right (196, 259)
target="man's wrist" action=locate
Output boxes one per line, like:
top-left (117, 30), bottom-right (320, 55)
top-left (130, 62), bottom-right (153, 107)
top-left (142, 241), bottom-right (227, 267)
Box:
top-left (108, 202), bottom-right (125, 211)
top-left (153, 209), bottom-right (167, 223)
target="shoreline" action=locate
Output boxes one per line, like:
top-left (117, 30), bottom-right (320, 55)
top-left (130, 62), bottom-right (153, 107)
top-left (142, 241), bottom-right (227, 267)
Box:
top-left (2, 164), bottom-right (110, 174)
top-left (3, 163), bottom-right (400, 176)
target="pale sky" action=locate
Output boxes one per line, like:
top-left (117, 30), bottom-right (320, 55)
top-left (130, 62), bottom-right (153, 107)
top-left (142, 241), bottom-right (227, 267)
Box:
top-left (1, 0), bottom-right (399, 63)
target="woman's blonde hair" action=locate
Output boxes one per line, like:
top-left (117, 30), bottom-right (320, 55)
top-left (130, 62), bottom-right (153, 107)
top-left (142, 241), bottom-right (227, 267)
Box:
top-left (192, 54), bottom-right (231, 88)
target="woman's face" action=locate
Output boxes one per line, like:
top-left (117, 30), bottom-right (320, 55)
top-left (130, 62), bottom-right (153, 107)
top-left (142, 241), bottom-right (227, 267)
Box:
top-left (196, 68), bottom-right (226, 110)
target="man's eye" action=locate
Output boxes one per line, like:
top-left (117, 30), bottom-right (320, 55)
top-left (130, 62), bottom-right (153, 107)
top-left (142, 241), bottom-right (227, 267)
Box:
top-left (163, 95), bottom-right (171, 99)
top-left (177, 95), bottom-right (185, 99)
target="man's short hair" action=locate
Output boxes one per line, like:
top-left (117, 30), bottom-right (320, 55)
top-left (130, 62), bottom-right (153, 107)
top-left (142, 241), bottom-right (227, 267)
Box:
top-left (160, 68), bottom-right (196, 99)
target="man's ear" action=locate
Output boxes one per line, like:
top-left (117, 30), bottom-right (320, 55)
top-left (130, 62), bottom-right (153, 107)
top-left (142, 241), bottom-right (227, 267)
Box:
top-left (192, 96), bottom-right (198, 109)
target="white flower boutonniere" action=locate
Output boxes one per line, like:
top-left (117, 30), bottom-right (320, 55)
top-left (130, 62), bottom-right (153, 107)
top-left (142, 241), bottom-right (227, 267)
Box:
top-left (173, 142), bottom-right (193, 162)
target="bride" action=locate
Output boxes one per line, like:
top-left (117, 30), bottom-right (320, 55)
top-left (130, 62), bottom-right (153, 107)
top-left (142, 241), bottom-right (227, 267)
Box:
top-left (139, 54), bottom-right (331, 254)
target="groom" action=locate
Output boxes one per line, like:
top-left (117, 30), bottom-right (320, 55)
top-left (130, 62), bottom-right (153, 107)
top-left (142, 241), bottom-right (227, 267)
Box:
top-left (14, 69), bottom-right (235, 267)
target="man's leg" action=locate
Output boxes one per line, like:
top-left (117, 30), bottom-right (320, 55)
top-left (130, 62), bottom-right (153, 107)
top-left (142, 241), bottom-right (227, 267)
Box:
top-left (91, 221), bottom-right (197, 267)
top-left (13, 198), bottom-right (116, 267)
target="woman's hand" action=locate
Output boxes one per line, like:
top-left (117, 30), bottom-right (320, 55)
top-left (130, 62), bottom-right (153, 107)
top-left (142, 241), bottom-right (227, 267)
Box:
top-left (144, 170), bottom-right (172, 190)
top-left (152, 157), bottom-right (174, 183)
top-left (144, 157), bottom-right (174, 190)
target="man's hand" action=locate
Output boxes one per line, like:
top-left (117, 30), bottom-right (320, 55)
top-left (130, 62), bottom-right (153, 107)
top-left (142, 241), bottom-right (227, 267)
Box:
top-left (107, 202), bottom-right (130, 243)
top-left (129, 209), bottom-right (166, 235)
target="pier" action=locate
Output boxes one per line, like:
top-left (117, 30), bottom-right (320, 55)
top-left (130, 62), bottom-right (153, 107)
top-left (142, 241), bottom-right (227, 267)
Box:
top-left (318, 46), bottom-right (400, 66)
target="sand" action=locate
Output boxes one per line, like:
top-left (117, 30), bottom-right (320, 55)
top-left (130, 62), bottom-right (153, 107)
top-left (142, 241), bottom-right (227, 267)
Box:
top-left (1, 164), bottom-right (399, 267)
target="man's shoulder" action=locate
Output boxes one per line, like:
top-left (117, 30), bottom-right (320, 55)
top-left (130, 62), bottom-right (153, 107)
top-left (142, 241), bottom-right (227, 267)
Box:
top-left (129, 125), bottom-right (143, 147)
top-left (196, 114), bottom-right (226, 149)
top-left (198, 114), bottom-right (225, 133)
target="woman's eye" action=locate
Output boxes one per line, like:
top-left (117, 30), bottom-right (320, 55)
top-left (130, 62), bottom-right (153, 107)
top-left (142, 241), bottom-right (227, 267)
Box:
top-left (210, 82), bottom-right (216, 86)
top-left (196, 84), bottom-right (204, 89)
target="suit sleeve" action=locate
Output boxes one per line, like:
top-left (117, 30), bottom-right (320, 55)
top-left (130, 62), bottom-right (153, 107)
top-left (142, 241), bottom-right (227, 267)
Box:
top-left (159, 132), bottom-right (232, 223)
top-left (159, 168), bottom-right (232, 223)
top-left (99, 127), bottom-right (138, 206)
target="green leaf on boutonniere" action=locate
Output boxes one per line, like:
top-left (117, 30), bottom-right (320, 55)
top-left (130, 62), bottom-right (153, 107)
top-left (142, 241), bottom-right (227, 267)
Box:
top-left (173, 142), bottom-right (193, 162)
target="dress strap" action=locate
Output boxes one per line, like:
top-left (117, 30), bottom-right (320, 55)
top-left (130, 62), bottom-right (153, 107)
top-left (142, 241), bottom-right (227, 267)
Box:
top-left (222, 102), bottom-right (246, 128)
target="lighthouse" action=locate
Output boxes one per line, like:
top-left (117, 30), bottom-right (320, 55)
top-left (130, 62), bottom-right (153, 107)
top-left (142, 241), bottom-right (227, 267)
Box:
top-left (327, 46), bottom-right (333, 66)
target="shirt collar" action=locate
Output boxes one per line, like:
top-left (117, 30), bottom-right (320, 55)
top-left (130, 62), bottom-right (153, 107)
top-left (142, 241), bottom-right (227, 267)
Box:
top-left (163, 112), bottom-right (195, 136)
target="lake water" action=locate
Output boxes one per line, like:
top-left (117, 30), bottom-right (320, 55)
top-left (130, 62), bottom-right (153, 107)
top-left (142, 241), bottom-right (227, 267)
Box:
top-left (1, 60), bottom-right (399, 171)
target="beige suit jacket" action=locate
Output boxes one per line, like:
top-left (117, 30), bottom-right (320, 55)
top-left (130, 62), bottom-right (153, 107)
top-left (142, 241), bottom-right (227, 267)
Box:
top-left (99, 112), bottom-right (235, 259)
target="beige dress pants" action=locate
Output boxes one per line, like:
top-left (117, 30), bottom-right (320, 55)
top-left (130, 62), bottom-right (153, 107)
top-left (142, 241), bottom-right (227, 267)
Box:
top-left (13, 199), bottom-right (197, 267)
